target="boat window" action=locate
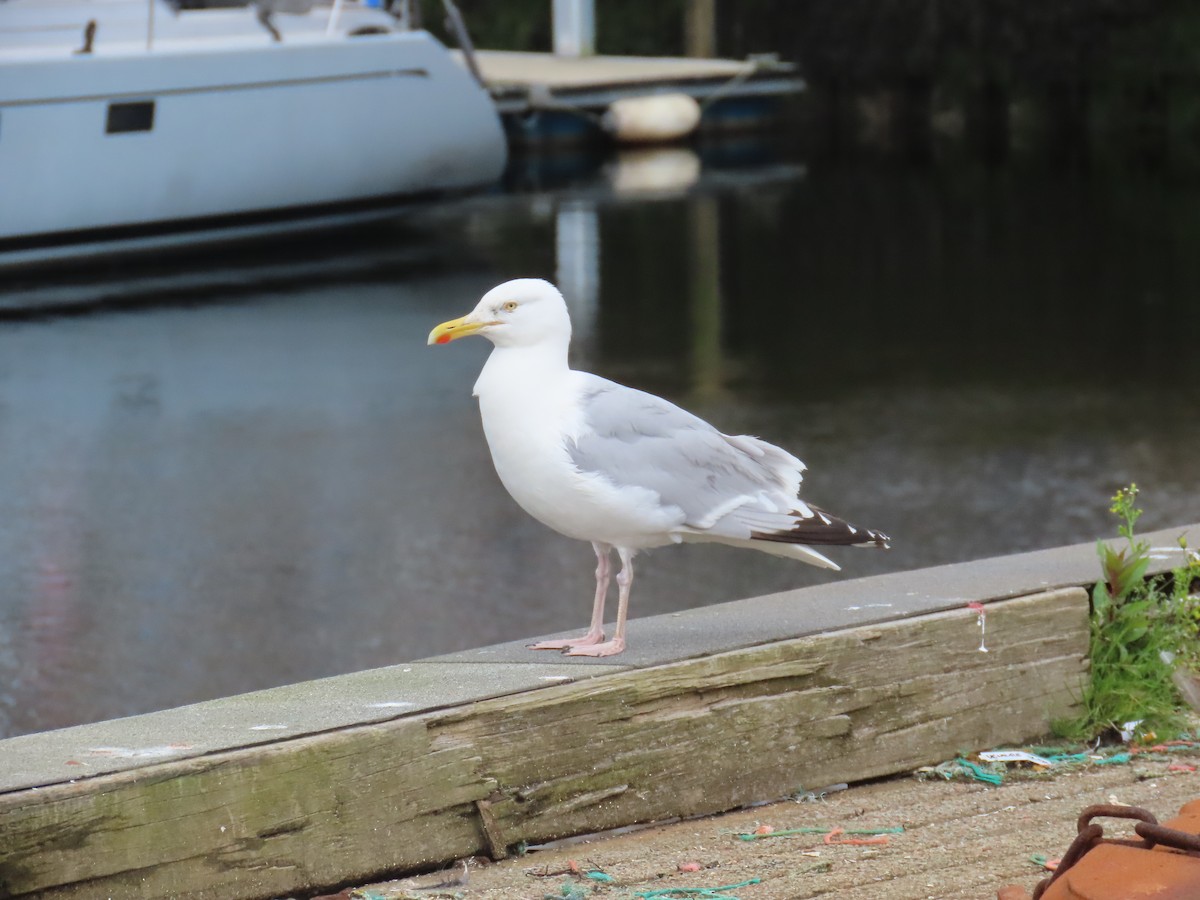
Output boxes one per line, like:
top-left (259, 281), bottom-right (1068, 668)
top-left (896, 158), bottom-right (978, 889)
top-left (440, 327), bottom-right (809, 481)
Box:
top-left (106, 101), bottom-right (155, 135)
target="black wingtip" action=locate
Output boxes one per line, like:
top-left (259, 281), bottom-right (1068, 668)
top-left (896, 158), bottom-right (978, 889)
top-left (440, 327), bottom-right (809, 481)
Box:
top-left (751, 505), bottom-right (891, 549)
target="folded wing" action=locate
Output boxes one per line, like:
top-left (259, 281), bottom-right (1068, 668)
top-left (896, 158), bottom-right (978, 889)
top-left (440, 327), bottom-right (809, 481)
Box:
top-left (565, 375), bottom-right (889, 568)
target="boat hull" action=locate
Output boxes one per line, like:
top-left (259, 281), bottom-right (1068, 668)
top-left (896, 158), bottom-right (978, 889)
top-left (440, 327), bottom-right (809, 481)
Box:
top-left (0, 28), bottom-right (507, 261)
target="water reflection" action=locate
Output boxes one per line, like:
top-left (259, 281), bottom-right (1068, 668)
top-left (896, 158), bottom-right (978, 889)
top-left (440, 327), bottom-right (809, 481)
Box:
top-left (1, 146), bottom-right (1197, 738)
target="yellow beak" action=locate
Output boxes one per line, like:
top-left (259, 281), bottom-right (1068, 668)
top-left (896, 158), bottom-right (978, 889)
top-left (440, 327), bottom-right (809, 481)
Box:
top-left (427, 314), bottom-right (491, 346)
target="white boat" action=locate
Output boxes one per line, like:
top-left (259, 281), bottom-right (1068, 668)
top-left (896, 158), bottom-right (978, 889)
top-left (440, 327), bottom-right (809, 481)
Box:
top-left (0, 0), bottom-right (508, 267)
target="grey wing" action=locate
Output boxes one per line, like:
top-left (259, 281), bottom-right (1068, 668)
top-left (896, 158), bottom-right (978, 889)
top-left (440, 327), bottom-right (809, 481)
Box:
top-left (565, 376), bottom-right (808, 531)
top-left (565, 375), bottom-right (890, 550)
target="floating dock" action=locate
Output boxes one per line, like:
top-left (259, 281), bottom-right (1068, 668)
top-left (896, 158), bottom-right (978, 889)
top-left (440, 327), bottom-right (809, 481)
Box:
top-left (1, 524), bottom-right (1196, 899)
top-left (464, 50), bottom-right (806, 145)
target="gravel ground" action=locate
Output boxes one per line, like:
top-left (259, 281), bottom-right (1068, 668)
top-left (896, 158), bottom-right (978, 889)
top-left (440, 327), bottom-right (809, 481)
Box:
top-left (331, 744), bottom-right (1199, 900)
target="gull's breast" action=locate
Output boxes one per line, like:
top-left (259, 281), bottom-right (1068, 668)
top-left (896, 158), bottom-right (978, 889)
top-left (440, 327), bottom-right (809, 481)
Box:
top-left (476, 387), bottom-right (681, 548)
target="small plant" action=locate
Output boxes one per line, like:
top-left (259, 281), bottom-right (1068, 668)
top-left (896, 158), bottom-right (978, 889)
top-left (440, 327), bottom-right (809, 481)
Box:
top-left (1058, 484), bottom-right (1199, 741)
top-left (1170, 533), bottom-right (1200, 672)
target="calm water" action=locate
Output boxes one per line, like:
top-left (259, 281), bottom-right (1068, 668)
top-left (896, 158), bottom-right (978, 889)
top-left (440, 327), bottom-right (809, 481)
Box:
top-left (2, 145), bottom-right (1198, 738)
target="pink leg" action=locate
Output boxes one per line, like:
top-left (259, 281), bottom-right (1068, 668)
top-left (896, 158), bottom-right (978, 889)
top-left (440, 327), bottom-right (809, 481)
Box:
top-left (529, 542), bottom-right (612, 650)
top-left (565, 547), bottom-right (633, 657)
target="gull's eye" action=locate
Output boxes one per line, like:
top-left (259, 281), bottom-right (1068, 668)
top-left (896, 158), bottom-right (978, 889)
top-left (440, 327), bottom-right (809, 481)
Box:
top-left (502, 301), bottom-right (518, 313)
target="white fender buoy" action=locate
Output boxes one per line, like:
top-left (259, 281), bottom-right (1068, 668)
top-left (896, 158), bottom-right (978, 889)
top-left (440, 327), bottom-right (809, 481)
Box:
top-left (601, 93), bottom-right (702, 145)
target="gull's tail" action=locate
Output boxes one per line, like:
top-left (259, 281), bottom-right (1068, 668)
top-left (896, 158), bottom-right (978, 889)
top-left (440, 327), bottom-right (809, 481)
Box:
top-left (683, 501), bottom-right (891, 571)
top-left (749, 503), bottom-right (891, 567)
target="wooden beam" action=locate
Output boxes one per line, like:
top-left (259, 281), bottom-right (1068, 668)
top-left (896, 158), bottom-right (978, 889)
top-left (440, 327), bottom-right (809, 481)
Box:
top-left (0, 589), bottom-right (1086, 900)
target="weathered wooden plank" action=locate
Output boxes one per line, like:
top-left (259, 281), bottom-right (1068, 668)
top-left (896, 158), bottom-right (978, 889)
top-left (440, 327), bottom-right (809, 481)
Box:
top-left (0, 588), bottom-right (1087, 900)
top-left (0, 661), bottom-right (627, 796)
top-left (431, 588), bottom-right (1088, 844)
top-left (0, 720), bottom-right (491, 899)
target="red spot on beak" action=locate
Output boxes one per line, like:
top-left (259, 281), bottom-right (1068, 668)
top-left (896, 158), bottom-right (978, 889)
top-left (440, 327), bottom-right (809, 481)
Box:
top-left (436, 334), bottom-right (451, 345)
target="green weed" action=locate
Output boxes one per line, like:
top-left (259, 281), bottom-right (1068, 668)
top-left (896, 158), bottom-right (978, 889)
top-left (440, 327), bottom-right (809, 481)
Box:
top-left (1057, 484), bottom-right (1200, 741)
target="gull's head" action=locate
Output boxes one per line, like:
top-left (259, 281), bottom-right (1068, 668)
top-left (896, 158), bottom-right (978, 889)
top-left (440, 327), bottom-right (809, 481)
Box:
top-left (427, 278), bottom-right (572, 350)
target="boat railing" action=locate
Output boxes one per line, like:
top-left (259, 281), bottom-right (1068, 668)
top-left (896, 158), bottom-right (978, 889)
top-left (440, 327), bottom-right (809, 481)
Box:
top-left (0, 1), bottom-right (420, 58)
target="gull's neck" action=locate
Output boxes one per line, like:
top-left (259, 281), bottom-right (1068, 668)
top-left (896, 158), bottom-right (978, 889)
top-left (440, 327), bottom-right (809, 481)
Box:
top-left (474, 340), bottom-right (570, 398)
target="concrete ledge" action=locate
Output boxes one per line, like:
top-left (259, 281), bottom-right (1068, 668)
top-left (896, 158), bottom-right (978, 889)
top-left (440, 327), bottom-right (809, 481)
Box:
top-left (0, 525), bottom-right (1194, 900)
top-left (432, 524), bottom-right (1199, 668)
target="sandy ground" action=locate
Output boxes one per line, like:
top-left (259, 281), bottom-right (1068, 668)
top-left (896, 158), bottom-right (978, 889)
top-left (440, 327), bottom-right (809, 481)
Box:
top-left (333, 747), bottom-right (1200, 900)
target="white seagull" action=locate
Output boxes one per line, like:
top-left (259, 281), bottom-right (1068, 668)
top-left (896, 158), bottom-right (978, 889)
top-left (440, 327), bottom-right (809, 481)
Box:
top-left (428, 279), bottom-right (890, 657)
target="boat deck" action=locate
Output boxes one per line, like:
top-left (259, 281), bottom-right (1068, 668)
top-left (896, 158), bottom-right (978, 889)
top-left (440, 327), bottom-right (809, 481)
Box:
top-left (464, 49), bottom-right (804, 123)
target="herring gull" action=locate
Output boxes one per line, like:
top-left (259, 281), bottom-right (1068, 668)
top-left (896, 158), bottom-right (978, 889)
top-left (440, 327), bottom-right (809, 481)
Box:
top-left (428, 279), bottom-right (890, 657)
